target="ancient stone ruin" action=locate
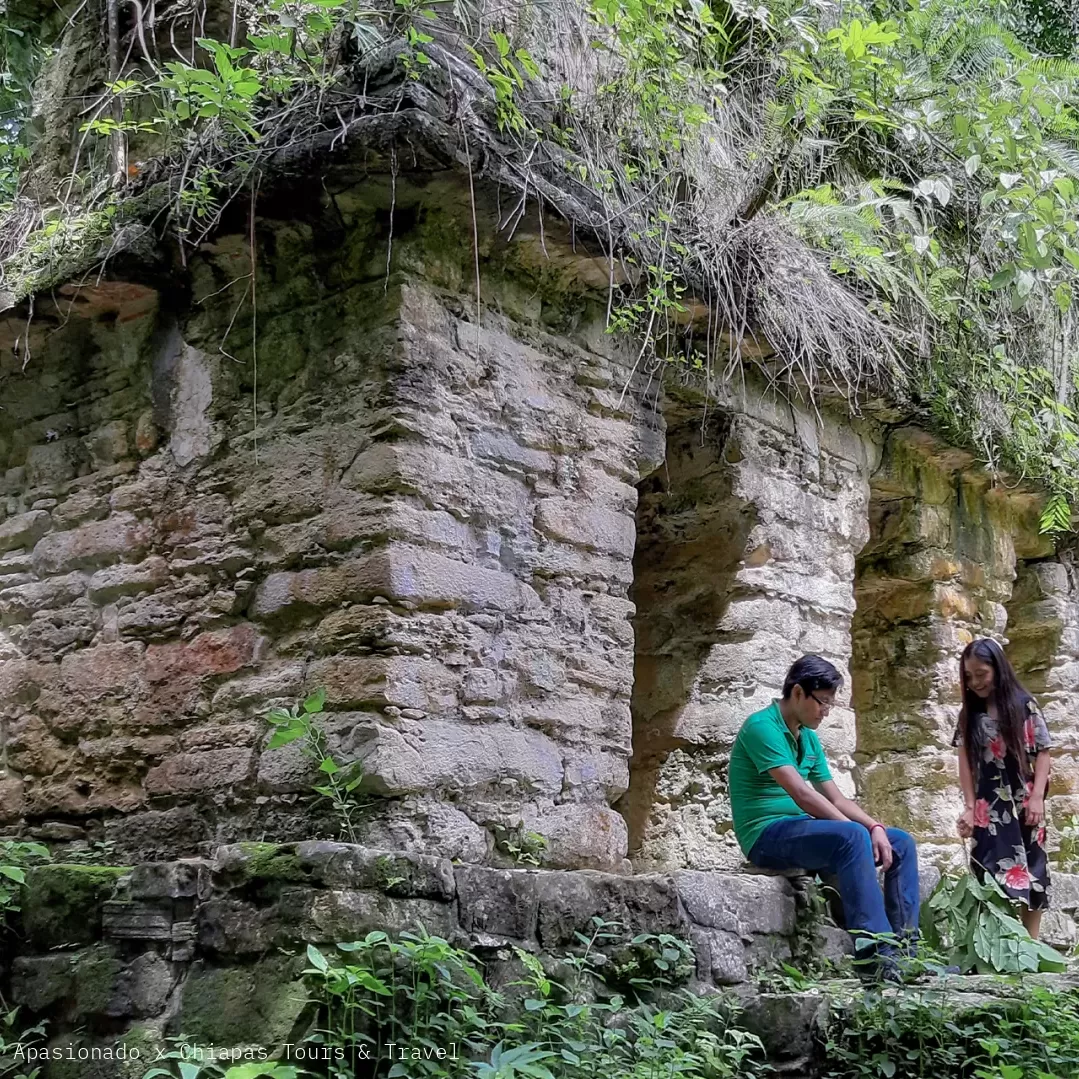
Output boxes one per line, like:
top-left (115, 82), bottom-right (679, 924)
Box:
top-left (3, 0), bottom-right (1079, 1071)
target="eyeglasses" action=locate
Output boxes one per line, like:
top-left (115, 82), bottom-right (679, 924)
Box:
top-left (808, 691), bottom-right (835, 713)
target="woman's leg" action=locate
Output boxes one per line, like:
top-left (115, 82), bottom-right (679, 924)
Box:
top-left (1022, 906), bottom-right (1043, 940)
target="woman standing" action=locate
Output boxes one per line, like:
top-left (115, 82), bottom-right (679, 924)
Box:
top-left (953, 637), bottom-right (1052, 939)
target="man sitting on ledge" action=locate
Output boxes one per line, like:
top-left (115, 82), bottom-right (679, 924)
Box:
top-left (729, 655), bottom-right (919, 981)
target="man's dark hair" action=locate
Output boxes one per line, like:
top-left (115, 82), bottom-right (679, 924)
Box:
top-left (781, 655), bottom-right (842, 699)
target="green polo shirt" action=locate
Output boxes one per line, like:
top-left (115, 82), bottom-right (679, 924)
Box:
top-left (729, 700), bottom-right (833, 857)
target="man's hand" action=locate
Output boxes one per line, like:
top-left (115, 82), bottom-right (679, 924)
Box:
top-left (871, 827), bottom-right (893, 870)
top-left (1024, 795), bottom-right (1045, 828)
top-left (957, 807), bottom-right (974, 838)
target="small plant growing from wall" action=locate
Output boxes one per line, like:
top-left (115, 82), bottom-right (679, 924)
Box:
top-left (492, 822), bottom-right (549, 867)
top-left (264, 689), bottom-right (369, 845)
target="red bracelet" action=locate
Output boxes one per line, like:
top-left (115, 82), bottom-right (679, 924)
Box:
top-left (869, 823), bottom-right (886, 835)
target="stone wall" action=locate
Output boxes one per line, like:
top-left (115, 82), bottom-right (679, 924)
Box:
top-left (5, 846), bottom-right (832, 1076)
top-left (0, 170), bottom-right (660, 871)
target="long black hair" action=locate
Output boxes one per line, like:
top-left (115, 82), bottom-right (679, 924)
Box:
top-left (958, 637), bottom-right (1034, 780)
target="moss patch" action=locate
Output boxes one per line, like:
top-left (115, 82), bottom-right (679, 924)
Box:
top-left (22, 865), bottom-right (129, 949)
top-left (231, 842), bottom-right (312, 885)
top-left (178, 955), bottom-right (309, 1047)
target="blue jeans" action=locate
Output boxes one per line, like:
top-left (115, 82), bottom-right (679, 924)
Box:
top-left (748, 817), bottom-right (920, 953)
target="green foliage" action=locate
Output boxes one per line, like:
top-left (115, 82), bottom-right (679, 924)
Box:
top-left (0, 840), bottom-right (50, 926)
top-left (1054, 813), bottom-right (1079, 871)
top-left (0, 13), bottom-right (44, 202)
top-left (301, 921), bottom-right (768, 1079)
top-left (0, 1008), bottom-right (46, 1079)
top-left (264, 689), bottom-right (369, 843)
top-left (920, 871), bottom-right (1067, 973)
top-left (143, 1045), bottom-right (302, 1079)
top-left (493, 823), bottom-right (549, 867)
top-left (823, 985), bottom-right (1079, 1079)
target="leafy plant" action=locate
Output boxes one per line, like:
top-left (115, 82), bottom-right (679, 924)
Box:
top-left (493, 823), bottom-right (549, 867)
top-left (824, 985), bottom-right (1079, 1079)
top-left (1054, 813), bottom-right (1079, 871)
top-left (920, 870), bottom-right (1067, 973)
top-left (0, 1007), bottom-right (47, 1079)
top-left (142, 1044), bottom-right (304, 1079)
top-left (0, 841), bottom-right (49, 927)
top-left (264, 689), bottom-right (369, 844)
top-left (299, 922), bottom-right (768, 1079)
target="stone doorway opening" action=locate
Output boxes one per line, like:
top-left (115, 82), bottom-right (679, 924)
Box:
top-left (618, 405), bottom-right (757, 872)
top-left (849, 432), bottom-right (1019, 864)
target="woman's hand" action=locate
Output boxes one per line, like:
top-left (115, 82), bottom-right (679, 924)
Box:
top-left (957, 806), bottom-right (974, 838)
top-left (1024, 795), bottom-right (1046, 828)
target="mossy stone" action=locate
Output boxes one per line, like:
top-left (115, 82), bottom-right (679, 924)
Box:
top-left (22, 865), bottom-right (129, 949)
top-left (178, 955), bottom-right (309, 1048)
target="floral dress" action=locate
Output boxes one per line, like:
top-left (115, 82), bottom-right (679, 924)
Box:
top-left (953, 698), bottom-right (1052, 910)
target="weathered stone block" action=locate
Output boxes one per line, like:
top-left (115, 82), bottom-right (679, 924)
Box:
top-left (11, 954), bottom-right (75, 1011)
top-left (178, 957), bottom-right (308, 1047)
top-left (87, 557), bottom-right (168, 603)
top-left (524, 804), bottom-right (629, 870)
top-left (22, 865), bottom-right (129, 949)
top-left (455, 866), bottom-right (541, 942)
top-left (144, 749), bottom-right (255, 795)
top-left (675, 871), bottom-right (797, 939)
top-left (60, 642), bottom-right (144, 698)
top-left (128, 859), bottom-right (211, 900)
top-left (308, 655), bottom-right (458, 712)
top-left (358, 719), bottom-right (564, 797)
top-left (534, 870), bottom-right (686, 949)
top-left (535, 498), bottom-right (635, 558)
top-left (32, 513), bottom-right (147, 574)
top-left (0, 509), bottom-right (51, 553)
top-left (293, 841), bottom-right (456, 899)
top-left (305, 889), bottom-right (458, 942)
top-left (690, 925), bottom-right (748, 985)
top-left (102, 900), bottom-right (174, 941)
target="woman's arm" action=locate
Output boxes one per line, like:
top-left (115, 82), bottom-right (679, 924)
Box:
top-left (1025, 750), bottom-right (1051, 827)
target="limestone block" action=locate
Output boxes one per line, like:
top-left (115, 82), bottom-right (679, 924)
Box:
top-left (561, 750), bottom-right (630, 802)
top-left (305, 890), bottom-right (457, 942)
top-left (0, 509), bottom-right (51, 552)
top-left (471, 431), bottom-right (556, 475)
top-left (22, 865), bottom-right (127, 949)
top-left (691, 925), bottom-right (748, 985)
top-left (357, 719), bottom-right (564, 797)
top-left (33, 512), bottom-right (148, 574)
top-left (86, 420), bottom-right (130, 469)
top-left (308, 654), bottom-right (459, 712)
top-left (0, 774), bottom-right (24, 822)
top-left (455, 865), bottom-right (541, 942)
top-left (60, 642), bottom-right (144, 698)
top-left (0, 572), bottom-right (88, 620)
top-left (291, 841), bottom-right (456, 899)
top-left (144, 748), bottom-right (255, 795)
top-left (102, 900), bottom-right (174, 941)
top-left (87, 557), bottom-right (169, 603)
top-left (128, 859), bottom-right (211, 900)
top-left (535, 498), bottom-right (635, 558)
top-left (178, 957), bottom-right (308, 1046)
top-left (11, 954), bottom-right (74, 1011)
top-left (534, 870), bottom-right (686, 948)
top-left (522, 804), bottom-right (629, 870)
top-left (675, 871), bottom-right (797, 938)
